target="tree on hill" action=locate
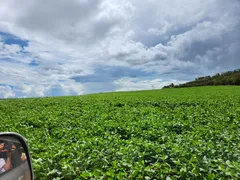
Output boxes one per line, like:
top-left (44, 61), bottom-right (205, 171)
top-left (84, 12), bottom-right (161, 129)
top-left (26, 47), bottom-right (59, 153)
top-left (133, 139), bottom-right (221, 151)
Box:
top-left (163, 69), bottom-right (240, 88)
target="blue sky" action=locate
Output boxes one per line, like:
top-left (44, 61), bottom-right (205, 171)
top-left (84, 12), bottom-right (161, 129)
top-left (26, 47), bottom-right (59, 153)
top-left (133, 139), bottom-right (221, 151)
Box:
top-left (0, 0), bottom-right (240, 98)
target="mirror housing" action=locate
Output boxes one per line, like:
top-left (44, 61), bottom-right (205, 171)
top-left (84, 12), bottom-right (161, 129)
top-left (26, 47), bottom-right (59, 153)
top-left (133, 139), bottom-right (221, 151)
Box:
top-left (0, 132), bottom-right (34, 180)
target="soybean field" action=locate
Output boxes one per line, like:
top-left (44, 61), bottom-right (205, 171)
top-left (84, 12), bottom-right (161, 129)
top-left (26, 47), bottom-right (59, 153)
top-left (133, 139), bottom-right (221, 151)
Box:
top-left (0, 86), bottom-right (239, 179)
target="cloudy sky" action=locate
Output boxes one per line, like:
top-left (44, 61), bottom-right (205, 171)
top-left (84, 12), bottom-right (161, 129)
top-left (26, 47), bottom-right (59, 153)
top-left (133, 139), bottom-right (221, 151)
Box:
top-left (0, 0), bottom-right (239, 98)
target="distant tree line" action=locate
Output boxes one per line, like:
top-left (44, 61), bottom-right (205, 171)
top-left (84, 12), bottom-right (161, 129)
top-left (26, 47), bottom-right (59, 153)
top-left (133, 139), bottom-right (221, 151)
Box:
top-left (163, 69), bottom-right (240, 89)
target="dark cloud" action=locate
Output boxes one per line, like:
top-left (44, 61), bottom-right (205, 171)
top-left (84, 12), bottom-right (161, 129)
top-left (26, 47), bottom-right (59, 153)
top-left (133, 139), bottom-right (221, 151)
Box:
top-left (17, 0), bottom-right (102, 31)
top-left (71, 65), bottom-right (155, 83)
top-left (14, 0), bottom-right (133, 44)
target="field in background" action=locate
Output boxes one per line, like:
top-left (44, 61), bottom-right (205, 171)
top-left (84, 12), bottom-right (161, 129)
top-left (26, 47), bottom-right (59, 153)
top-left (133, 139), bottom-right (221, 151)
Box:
top-left (0, 86), bottom-right (239, 179)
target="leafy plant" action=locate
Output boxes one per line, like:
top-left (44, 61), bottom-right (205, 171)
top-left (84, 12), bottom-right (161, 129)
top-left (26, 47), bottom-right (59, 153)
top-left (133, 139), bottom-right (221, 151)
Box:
top-left (0, 86), bottom-right (239, 179)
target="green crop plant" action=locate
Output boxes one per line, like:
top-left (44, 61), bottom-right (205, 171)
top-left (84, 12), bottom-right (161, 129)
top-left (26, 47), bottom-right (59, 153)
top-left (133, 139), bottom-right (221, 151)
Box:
top-left (0, 86), bottom-right (239, 179)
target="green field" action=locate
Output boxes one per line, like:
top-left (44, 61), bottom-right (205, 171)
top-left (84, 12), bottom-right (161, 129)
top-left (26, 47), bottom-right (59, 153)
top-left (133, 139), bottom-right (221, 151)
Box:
top-left (0, 86), bottom-right (239, 179)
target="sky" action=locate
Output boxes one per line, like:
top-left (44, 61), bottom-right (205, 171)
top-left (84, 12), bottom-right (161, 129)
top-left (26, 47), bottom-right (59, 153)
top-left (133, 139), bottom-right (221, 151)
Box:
top-left (0, 0), bottom-right (240, 98)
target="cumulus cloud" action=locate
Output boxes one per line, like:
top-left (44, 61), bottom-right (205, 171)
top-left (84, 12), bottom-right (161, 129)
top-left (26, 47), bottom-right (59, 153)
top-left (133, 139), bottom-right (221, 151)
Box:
top-left (114, 78), bottom-right (184, 92)
top-left (11, 81), bottom-right (84, 98)
top-left (0, 0), bottom-right (239, 98)
top-left (0, 85), bottom-right (15, 98)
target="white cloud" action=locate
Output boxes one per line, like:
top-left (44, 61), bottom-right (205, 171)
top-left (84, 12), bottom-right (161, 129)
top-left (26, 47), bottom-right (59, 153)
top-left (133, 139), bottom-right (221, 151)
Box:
top-left (15, 81), bottom-right (84, 98)
top-left (114, 77), bottom-right (185, 92)
top-left (0, 85), bottom-right (15, 98)
top-left (0, 44), bottom-right (21, 54)
top-left (0, 43), bottom-right (22, 59)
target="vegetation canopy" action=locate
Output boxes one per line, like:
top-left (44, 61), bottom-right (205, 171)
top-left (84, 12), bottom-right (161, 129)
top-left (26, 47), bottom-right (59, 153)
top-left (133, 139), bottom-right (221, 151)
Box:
top-left (163, 69), bottom-right (240, 89)
top-left (0, 86), bottom-right (239, 179)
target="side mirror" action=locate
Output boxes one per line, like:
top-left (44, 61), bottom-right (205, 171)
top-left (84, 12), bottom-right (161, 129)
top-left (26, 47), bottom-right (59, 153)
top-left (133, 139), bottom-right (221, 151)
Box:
top-left (0, 133), bottom-right (34, 180)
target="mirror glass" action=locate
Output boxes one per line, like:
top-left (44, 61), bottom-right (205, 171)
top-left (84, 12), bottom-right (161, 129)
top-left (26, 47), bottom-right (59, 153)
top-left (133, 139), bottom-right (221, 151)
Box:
top-left (0, 136), bottom-right (31, 180)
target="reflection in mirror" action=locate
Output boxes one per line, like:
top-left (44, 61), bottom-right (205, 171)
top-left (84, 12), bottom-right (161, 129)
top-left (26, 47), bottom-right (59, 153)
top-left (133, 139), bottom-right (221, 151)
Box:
top-left (0, 136), bottom-right (31, 180)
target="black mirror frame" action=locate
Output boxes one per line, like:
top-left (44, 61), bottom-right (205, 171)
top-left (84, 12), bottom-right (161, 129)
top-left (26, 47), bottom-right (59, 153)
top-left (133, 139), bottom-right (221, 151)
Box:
top-left (0, 132), bottom-right (34, 179)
